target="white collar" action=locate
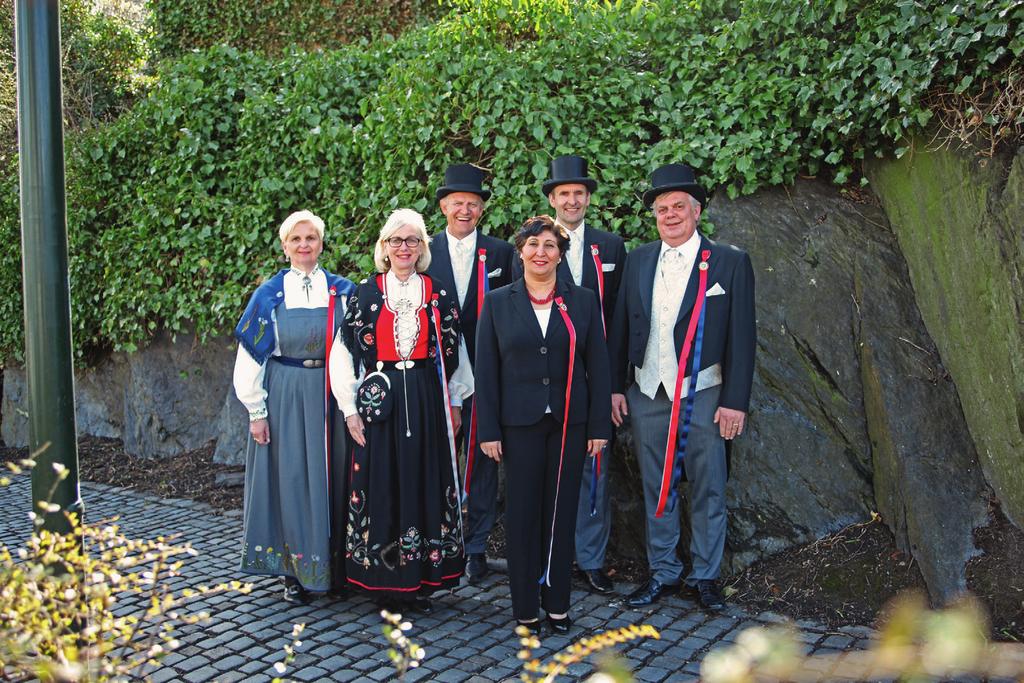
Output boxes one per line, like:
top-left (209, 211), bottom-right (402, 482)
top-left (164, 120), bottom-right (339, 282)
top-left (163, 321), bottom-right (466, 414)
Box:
top-left (562, 220), bottom-right (586, 240)
top-left (447, 229), bottom-right (477, 248)
top-left (289, 263), bottom-right (322, 278)
top-left (659, 230), bottom-right (701, 262)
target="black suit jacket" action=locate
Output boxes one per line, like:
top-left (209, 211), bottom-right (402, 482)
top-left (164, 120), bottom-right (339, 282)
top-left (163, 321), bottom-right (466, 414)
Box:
top-left (512, 223), bottom-right (627, 328)
top-left (608, 235), bottom-right (756, 412)
top-left (427, 230), bottom-right (515, 364)
top-left (475, 278), bottom-right (612, 442)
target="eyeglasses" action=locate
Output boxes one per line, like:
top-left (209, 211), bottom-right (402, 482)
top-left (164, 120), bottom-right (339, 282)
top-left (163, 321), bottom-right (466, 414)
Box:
top-left (386, 236), bottom-right (422, 248)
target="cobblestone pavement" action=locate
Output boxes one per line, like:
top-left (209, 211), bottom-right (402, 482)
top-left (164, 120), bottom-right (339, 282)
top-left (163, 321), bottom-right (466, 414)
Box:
top-left (0, 477), bottom-right (877, 682)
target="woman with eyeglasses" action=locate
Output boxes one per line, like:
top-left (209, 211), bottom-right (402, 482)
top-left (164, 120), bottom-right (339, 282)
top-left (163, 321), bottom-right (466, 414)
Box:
top-left (328, 208), bottom-right (473, 613)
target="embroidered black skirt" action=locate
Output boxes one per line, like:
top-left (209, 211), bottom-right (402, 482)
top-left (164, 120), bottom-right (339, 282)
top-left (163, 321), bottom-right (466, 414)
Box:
top-left (345, 364), bottom-right (465, 595)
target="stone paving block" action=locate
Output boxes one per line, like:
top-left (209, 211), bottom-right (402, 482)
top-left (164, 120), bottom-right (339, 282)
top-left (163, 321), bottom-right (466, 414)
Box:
top-left (239, 659), bottom-right (271, 675)
top-left (634, 665), bottom-right (671, 682)
top-left (147, 666), bottom-right (182, 683)
top-left (291, 665), bottom-right (329, 681)
top-left (822, 634), bottom-right (855, 650)
top-left (182, 665), bottom-right (220, 682)
top-left (212, 654), bottom-right (248, 671)
top-left (433, 669), bottom-right (474, 682)
top-left (326, 669), bottom-right (363, 682)
top-left (175, 654), bottom-right (211, 672)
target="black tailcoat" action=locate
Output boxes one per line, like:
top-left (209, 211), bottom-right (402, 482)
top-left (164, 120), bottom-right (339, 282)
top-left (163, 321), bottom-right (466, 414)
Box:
top-left (427, 231), bottom-right (515, 364)
top-left (474, 278), bottom-right (612, 443)
top-left (608, 235), bottom-right (756, 413)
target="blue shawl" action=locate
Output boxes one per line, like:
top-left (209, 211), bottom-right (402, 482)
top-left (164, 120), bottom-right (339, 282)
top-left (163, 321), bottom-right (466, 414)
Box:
top-left (234, 267), bottom-right (356, 364)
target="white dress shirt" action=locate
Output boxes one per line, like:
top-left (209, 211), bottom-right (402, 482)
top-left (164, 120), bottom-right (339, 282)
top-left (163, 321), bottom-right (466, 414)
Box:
top-left (447, 229), bottom-right (478, 307)
top-left (636, 233), bottom-right (702, 399)
top-left (563, 221), bottom-right (586, 286)
top-left (329, 271), bottom-right (474, 418)
top-left (232, 265), bottom-right (334, 420)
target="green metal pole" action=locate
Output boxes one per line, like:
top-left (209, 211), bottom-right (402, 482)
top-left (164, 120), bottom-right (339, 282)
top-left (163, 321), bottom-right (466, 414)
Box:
top-left (15, 0), bottom-right (82, 533)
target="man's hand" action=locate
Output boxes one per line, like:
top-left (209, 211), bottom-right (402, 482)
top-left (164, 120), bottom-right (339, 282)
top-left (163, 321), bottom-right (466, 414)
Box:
top-left (587, 439), bottom-right (607, 457)
top-left (611, 393), bottom-right (629, 427)
top-left (250, 418), bottom-right (270, 446)
top-left (480, 440), bottom-right (503, 462)
top-left (451, 406), bottom-right (462, 435)
top-left (346, 414), bottom-right (367, 447)
top-left (713, 407), bottom-right (747, 440)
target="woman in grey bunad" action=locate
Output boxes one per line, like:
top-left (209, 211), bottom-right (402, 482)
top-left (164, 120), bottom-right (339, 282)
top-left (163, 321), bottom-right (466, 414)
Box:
top-left (329, 208), bottom-right (472, 614)
top-left (233, 210), bottom-right (355, 604)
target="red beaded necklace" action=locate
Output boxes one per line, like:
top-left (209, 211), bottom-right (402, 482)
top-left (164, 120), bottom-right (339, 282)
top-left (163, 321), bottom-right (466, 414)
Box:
top-left (527, 287), bottom-right (555, 305)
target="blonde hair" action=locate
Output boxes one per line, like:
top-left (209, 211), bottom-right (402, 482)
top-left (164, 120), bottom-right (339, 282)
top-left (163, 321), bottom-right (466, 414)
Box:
top-left (279, 210), bottom-right (325, 242)
top-left (373, 208), bottom-right (432, 273)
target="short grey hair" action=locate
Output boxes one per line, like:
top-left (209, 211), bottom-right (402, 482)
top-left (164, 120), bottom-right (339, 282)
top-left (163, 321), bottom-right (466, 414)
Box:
top-left (652, 192), bottom-right (700, 212)
top-left (373, 208), bottom-right (432, 273)
top-left (279, 210), bottom-right (325, 242)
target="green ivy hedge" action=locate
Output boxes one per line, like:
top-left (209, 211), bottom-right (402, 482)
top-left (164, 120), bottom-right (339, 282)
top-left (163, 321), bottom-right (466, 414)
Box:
top-left (147, 0), bottom-right (442, 59)
top-left (1, 0), bottom-right (1021, 363)
top-left (0, 0), bottom-right (149, 167)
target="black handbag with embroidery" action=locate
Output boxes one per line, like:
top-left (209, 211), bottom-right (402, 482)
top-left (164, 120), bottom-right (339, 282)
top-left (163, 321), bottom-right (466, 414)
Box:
top-left (356, 362), bottom-right (393, 423)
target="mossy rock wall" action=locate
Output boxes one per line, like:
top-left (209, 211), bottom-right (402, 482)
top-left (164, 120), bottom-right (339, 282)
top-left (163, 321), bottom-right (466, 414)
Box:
top-left (867, 141), bottom-right (1024, 529)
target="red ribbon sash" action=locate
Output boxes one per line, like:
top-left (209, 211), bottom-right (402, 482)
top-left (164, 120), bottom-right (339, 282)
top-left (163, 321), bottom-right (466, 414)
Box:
top-left (656, 249), bottom-right (711, 518)
top-left (463, 248), bottom-right (488, 498)
top-left (541, 295), bottom-right (577, 586)
top-left (590, 244), bottom-right (606, 338)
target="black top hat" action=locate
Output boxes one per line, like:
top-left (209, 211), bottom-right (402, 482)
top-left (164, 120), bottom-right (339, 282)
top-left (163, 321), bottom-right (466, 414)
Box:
top-left (642, 163), bottom-right (707, 208)
top-left (542, 155), bottom-right (598, 196)
top-left (436, 164), bottom-right (491, 201)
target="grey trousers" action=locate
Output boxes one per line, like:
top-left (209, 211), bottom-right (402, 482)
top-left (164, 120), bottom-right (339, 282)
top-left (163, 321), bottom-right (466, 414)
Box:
top-left (574, 440), bottom-right (611, 571)
top-left (627, 383), bottom-right (727, 586)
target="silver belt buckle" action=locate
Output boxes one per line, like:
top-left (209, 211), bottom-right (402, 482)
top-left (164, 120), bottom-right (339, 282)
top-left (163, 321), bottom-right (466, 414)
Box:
top-left (395, 360), bottom-right (415, 370)
top-left (302, 359), bottom-right (324, 368)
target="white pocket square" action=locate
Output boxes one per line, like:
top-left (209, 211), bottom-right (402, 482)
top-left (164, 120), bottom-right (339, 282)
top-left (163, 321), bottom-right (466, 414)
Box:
top-left (601, 263), bottom-right (616, 272)
top-left (707, 283), bottom-right (726, 296)
top-left (487, 268), bottom-right (502, 278)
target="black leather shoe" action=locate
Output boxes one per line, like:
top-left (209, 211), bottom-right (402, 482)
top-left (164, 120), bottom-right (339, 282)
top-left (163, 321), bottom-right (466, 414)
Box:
top-left (696, 579), bottom-right (726, 610)
top-left (406, 597), bottom-right (433, 614)
top-left (582, 568), bottom-right (614, 594)
top-left (626, 578), bottom-right (677, 607)
top-left (467, 553), bottom-right (489, 583)
top-left (546, 614), bottom-right (572, 635)
top-left (282, 577), bottom-right (310, 604)
top-left (515, 619), bottom-right (541, 635)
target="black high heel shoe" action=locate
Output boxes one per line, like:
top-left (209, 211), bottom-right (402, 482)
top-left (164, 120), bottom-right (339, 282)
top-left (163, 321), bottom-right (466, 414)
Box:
top-left (546, 614), bottom-right (572, 635)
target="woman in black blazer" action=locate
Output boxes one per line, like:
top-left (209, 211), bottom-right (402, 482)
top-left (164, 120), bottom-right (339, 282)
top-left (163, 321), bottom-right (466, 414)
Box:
top-left (475, 215), bottom-right (611, 634)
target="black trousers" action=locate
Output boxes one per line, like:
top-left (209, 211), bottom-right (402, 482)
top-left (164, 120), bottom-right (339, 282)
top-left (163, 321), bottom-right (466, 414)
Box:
top-left (462, 397), bottom-right (499, 555)
top-left (503, 415), bottom-right (586, 620)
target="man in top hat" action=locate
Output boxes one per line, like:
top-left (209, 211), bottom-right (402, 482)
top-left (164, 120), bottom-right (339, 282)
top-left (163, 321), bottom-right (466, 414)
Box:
top-left (426, 163), bottom-right (515, 583)
top-left (608, 163), bottom-right (755, 610)
top-left (515, 155), bottom-right (626, 594)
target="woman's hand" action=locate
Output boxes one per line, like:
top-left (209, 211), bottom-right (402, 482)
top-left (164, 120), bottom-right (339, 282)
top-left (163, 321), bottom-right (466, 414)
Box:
top-left (346, 414), bottom-right (367, 447)
top-left (250, 419), bottom-right (270, 446)
top-left (587, 439), bottom-right (607, 457)
top-left (480, 440), bottom-right (503, 462)
top-left (451, 406), bottom-right (462, 435)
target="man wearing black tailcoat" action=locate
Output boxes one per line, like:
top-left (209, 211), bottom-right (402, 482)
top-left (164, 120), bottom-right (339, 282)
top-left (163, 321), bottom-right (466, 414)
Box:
top-left (608, 164), bottom-right (755, 610)
top-left (426, 163), bottom-right (515, 583)
top-left (515, 155), bottom-right (626, 594)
